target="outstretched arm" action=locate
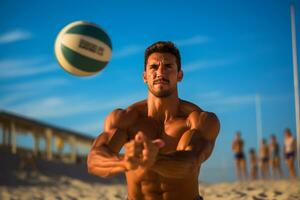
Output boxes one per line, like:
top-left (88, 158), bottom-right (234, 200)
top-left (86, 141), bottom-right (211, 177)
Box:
top-left (151, 111), bottom-right (220, 179)
top-left (87, 128), bottom-right (127, 178)
top-left (87, 108), bottom-right (139, 178)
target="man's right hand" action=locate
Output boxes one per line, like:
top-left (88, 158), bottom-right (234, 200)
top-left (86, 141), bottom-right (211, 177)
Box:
top-left (123, 132), bottom-right (165, 171)
top-left (123, 133), bottom-right (144, 170)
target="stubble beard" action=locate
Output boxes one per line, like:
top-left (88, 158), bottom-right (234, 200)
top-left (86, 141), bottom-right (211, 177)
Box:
top-left (148, 85), bottom-right (175, 98)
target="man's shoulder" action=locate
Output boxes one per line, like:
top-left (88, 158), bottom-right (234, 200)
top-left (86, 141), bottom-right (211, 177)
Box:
top-left (180, 99), bottom-right (219, 131)
top-left (109, 100), bottom-right (147, 116)
top-left (179, 99), bottom-right (202, 117)
top-left (127, 99), bottom-right (147, 114)
top-left (104, 100), bottom-right (146, 129)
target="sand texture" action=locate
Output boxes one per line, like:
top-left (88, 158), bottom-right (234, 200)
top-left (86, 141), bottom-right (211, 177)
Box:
top-left (1, 172), bottom-right (299, 200)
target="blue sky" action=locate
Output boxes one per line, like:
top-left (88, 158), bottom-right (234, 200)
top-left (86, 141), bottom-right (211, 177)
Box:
top-left (0, 0), bottom-right (299, 182)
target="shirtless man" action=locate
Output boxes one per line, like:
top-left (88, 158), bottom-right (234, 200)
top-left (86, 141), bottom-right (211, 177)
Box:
top-left (232, 132), bottom-right (247, 181)
top-left (248, 148), bottom-right (258, 180)
top-left (283, 128), bottom-right (296, 179)
top-left (269, 134), bottom-right (282, 179)
top-left (87, 41), bottom-right (220, 200)
top-left (259, 138), bottom-right (270, 179)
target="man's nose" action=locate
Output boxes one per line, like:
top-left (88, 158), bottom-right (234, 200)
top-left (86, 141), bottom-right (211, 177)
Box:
top-left (156, 65), bottom-right (165, 76)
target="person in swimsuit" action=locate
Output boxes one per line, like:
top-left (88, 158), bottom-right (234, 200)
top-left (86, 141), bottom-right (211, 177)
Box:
top-left (232, 132), bottom-right (248, 181)
top-left (87, 41), bottom-right (220, 200)
top-left (259, 138), bottom-right (270, 179)
top-left (284, 128), bottom-right (296, 179)
top-left (249, 148), bottom-right (258, 180)
top-left (269, 134), bottom-right (282, 179)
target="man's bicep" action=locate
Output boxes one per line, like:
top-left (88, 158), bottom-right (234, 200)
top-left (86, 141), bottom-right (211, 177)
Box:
top-left (176, 128), bottom-right (216, 163)
top-left (94, 109), bottom-right (134, 153)
top-left (92, 109), bottom-right (131, 153)
top-left (176, 129), bottom-right (197, 151)
top-left (92, 128), bottom-right (128, 154)
top-left (177, 129), bottom-right (214, 150)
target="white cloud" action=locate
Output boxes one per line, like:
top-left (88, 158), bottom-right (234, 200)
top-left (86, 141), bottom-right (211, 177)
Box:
top-left (113, 45), bottom-right (144, 58)
top-left (0, 90), bottom-right (38, 107)
top-left (0, 58), bottom-right (59, 79)
top-left (184, 58), bottom-right (238, 72)
top-left (175, 35), bottom-right (211, 46)
top-left (198, 92), bottom-right (291, 110)
top-left (197, 91), bottom-right (223, 99)
top-left (0, 29), bottom-right (32, 44)
top-left (111, 35), bottom-right (211, 59)
top-left (6, 92), bottom-right (143, 119)
top-left (74, 119), bottom-right (104, 135)
top-left (195, 93), bottom-right (257, 114)
top-left (198, 92), bottom-right (255, 106)
top-left (0, 77), bottom-right (69, 92)
top-left (217, 94), bottom-right (255, 105)
top-left (261, 93), bottom-right (292, 103)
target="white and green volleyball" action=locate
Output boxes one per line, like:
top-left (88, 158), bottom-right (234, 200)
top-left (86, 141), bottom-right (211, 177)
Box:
top-left (54, 21), bottom-right (112, 76)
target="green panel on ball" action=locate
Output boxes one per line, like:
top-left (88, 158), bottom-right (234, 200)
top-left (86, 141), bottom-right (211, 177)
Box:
top-left (66, 24), bottom-right (112, 49)
top-left (61, 45), bottom-right (107, 73)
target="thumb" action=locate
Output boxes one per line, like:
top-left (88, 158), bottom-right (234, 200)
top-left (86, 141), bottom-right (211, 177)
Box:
top-left (152, 139), bottom-right (165, 149)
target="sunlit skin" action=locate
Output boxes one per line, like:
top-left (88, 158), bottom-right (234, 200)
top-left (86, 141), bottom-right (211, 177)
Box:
top-left (269, 135), bottom-right (282, 179)
top-left (87, 52), bottom-right (220, 200)
top-left (232, 133), bottom-right (248, 181)
top-left (284, 131), bottom-right (296, 179)
top-left (249, 150), bottom-right (258, 180)
top-left (259, 140), bottom-right (270, 179)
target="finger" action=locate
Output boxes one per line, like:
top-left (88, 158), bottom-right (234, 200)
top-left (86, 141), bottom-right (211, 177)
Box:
top-left (141, 134), bottom-right (152, 150)
top-left (142, 148), bottom-right (149, 159)
top-left (152, 139), bottom-right (165, 149)
top-left (135, 131), bottom-right (146, 143)
top-left (127, 144), bottom-right (143, 158)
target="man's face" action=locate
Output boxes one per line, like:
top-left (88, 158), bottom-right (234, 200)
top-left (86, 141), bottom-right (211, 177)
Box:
top-left (284, 131), bottom-right (290, 138)
top-left (143, 52), bottom-right (183, 98)
top-left (271, 136), bottom-right (275, 142)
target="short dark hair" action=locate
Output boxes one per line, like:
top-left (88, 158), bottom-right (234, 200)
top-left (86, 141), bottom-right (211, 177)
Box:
top-left (144, 41), bottom-right (181, 71)
top-left (284, 128), bottom-right (291, 135)
top-left (249, 148), bottom-right (255, 154)
top-left (270, 134), bottom-right (276, 139)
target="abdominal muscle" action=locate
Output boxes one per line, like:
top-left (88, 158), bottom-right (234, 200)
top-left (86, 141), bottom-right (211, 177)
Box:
top-left (125, 169), bottom-right (199, 200)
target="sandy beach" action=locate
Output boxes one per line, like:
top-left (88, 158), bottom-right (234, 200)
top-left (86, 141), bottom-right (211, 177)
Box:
top-left (200, 179), bottom-right (300, 200)
top-left (1, 171), bottom-right (299, 200)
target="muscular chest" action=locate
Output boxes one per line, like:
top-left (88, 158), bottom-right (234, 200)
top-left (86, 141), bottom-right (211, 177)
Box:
top-left (128, 117), bottom-right (189, 152)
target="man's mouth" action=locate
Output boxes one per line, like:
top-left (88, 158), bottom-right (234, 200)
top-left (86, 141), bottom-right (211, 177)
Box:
top-left (154, 78), bottom-right (169, 85)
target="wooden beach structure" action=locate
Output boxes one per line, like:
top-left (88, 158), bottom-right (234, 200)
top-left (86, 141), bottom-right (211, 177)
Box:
top-left (0, 110), bottom-right (94, 163)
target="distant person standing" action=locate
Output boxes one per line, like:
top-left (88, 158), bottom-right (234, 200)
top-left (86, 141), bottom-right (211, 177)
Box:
top-left (232, 132), bottom-right (247, 180)
top-left (284, 128), bottom-right (297, 179)
top-left (249, 148), bottom-right (258, 180)
top-left (269, 134), bottom-right (282, 179)
top-left (259, 138), bottom-right (270, 179)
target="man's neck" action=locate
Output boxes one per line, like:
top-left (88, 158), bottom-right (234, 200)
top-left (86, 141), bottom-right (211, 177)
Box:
top-left (147, 91), bottom-right (180, 123)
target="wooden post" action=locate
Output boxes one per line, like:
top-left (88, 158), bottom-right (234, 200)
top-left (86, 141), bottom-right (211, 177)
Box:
top-left (10, 122), bottom-right (17, 154)
top-left (33, 133), bottom-right (40, 156)
top-left (69, 136), bottom-right (77, 163)
top-left (45, 128), bottom-right (53, 160)
top-left (2, 126), bottom-right (7, 145)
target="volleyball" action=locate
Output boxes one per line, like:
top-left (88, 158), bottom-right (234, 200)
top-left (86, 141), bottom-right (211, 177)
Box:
top-left (54, 21), bottom-right (112, 76)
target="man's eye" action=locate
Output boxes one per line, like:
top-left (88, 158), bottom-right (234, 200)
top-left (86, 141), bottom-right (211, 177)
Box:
top-left (150, 64), bottom-right (158, 69)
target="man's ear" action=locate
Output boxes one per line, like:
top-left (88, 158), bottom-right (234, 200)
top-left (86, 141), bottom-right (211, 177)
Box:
top-left (177, 70), bottom-right (183, 82)
top-left (143, 71), bottom-right (147, 83)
